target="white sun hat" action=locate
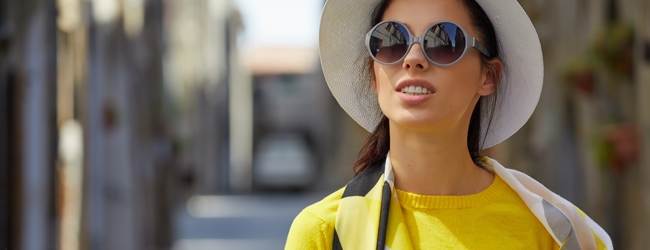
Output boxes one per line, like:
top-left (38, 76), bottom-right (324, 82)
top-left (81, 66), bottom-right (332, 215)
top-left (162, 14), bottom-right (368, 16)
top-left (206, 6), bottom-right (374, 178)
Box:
top-left (319, 0), bottom-right (544, 150)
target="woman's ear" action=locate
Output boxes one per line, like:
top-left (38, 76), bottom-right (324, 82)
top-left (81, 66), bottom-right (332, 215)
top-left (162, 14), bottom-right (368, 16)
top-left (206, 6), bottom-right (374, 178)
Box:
top-left (370, 60), bottom-right (378, 93)
top-left (477, 58), bottom-right (502, 96)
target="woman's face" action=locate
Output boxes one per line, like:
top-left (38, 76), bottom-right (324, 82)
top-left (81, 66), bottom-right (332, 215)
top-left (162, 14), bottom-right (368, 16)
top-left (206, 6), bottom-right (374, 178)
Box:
top-left (372, 0), bottom-right (497, 132)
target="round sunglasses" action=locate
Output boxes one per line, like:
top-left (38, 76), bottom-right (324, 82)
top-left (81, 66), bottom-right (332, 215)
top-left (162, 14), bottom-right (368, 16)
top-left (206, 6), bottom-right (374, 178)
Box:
top-left (365, 20), bottom-right (491, 66)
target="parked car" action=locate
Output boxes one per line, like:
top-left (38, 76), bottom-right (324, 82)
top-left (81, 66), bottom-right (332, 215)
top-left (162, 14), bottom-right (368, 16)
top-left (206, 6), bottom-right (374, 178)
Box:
top-left (253, 133), bottom-right (316, 190)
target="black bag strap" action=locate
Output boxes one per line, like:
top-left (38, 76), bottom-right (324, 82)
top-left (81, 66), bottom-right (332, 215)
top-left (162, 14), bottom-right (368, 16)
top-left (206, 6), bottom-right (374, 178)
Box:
top-left (332, 158), bottom-right (390, 250)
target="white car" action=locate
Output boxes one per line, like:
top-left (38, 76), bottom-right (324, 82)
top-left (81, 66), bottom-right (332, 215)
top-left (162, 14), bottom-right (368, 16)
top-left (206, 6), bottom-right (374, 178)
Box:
top-left (253, 133), bottom-right (316, 189)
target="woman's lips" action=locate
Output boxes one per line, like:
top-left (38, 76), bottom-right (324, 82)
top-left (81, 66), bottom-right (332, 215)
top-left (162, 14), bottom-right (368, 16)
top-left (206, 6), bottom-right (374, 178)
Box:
top-left (397, 92), bottom-right (433, 105)
top-left (395, 79), bottom-right (435, 105)
top-left (395, 79), bottom-right (435, 93)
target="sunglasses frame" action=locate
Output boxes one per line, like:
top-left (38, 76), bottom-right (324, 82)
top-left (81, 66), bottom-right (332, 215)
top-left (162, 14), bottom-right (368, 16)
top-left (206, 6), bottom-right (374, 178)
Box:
top-left (365, 20), bottom-right (491, 66)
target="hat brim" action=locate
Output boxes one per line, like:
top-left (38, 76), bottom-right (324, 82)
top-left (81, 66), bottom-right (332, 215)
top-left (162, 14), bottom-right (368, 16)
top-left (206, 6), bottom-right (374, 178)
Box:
top-left (319, 0), bottom-right (543, 150)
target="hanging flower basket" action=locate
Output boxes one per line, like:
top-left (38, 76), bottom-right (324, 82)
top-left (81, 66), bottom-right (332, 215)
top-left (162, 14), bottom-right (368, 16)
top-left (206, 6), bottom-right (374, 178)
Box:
top-left (604, 124), bottom-right (639, 175)
top-left (562, 58), bottom-right (597, 96)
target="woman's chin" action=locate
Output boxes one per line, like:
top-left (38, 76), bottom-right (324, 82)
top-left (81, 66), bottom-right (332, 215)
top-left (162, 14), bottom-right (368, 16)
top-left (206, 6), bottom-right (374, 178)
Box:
top-left (388, 115), bottom-right (441, 131)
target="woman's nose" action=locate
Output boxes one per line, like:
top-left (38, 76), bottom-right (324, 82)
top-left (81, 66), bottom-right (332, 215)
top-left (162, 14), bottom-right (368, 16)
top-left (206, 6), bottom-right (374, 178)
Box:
top-left (403, 43), bottom-right (429, 71)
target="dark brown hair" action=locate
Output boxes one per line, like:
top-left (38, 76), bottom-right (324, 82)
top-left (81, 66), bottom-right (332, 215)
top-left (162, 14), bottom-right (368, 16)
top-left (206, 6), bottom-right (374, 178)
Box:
top-left (353, 0), bottom-right (500, 176)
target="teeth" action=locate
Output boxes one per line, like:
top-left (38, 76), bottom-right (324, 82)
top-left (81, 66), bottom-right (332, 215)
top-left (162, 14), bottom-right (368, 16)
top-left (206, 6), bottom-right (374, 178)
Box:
top-left (400, 85), bottom-right (432, 95)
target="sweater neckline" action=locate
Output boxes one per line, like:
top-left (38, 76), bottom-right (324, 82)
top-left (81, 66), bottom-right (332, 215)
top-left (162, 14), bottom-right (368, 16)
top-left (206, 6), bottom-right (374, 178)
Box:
top-left (394, 174), bottom-right (508, 210)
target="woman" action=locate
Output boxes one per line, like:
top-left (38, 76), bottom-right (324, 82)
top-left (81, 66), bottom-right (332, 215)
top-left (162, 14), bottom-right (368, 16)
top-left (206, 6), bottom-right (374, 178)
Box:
top-left (286, 0), bottom-right (612, 249)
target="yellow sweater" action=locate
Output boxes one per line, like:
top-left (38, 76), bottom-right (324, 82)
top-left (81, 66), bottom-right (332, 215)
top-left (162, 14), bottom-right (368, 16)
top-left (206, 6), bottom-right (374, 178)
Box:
top-left (285, 174), bottom-right (560, 249)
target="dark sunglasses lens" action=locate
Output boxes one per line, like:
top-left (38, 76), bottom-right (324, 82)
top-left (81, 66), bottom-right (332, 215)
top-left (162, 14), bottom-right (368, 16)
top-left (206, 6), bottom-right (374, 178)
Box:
top-left (369, 22), bottom-right (410, 64)
top-left (423, 22), bottom-right (466, 64)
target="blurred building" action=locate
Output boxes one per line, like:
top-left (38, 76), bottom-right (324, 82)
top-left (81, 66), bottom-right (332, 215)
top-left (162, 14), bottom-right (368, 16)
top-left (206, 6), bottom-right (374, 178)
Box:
top-left (163, 0), bottom-right (249, 195)
top-left (57, 0), bottom-right (172, 249)
top-left (55, 0), bottom-right (250, 249)
top-left (0, 0), bottom-right (58, 249)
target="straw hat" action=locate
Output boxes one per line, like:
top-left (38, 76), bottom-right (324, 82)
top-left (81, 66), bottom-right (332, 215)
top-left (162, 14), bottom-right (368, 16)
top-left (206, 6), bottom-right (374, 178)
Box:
top-left (319, 0), bottom-right (543, 150)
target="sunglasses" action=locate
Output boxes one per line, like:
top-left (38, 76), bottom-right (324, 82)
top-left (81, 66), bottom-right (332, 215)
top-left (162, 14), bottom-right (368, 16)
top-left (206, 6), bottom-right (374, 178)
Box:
top-left (365, 20), bottom-right (491, 66)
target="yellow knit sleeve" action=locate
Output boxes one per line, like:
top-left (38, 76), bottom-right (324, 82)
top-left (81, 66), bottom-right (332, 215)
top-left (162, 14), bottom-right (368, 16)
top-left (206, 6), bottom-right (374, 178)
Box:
top-left (285, 210), bottom-right (332, 250)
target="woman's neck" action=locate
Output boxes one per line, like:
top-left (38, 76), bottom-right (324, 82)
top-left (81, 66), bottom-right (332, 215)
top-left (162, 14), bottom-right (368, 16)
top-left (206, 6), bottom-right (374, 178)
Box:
top-left (388, 121), bottom-right (494, 196)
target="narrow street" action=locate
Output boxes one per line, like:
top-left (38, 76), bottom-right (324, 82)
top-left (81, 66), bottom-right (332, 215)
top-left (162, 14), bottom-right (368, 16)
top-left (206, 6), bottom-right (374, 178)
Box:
top-left (172, 193), bottom-right (328, 250)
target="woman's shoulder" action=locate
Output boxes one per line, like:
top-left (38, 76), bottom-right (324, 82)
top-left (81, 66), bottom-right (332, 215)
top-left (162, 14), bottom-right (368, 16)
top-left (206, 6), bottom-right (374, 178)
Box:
top-left (285, 186), bottom-right (345, 249)
top-left (294, 186), bottom-right (345, 227)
